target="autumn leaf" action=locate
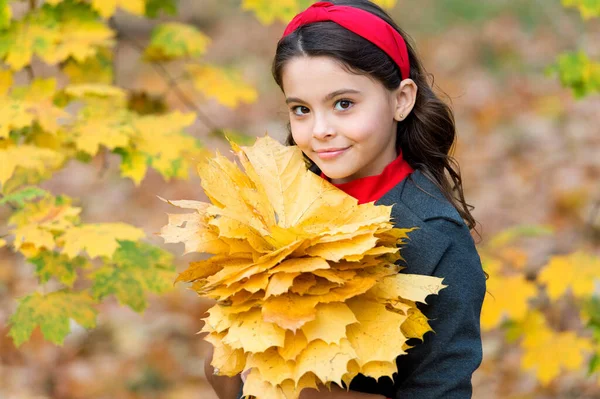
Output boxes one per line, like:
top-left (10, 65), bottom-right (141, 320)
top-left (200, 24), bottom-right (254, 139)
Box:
top-left (0, 1), bottom-right (115, 70)
top-left (160, 135), bottom-right (445, 398)
top-left (371, 0), bottom-right (398, 7)
top-left (519, 311), bottom-right (593, 385)
top-left (62, 49), bottom-right (114, 84)
top-left (480, 258), bottom-right (538, 330)
top-left (241, 0), bottom-right (307, 24)
top-left (242, 0), bottom-right (396, 25)
top-left (118, 111), bottom-right (203, 185)
top-left (7, 194), bottom-right (80, 257)
top-left (88, 240), bottom-right (175, 312)
top-left (65, 101), bottom-right (134, 156)
top-left (561, 0), bottom-right (600, 20)
top-left (59, 223), bottom-right (145, 259)
top-left (0, 186), bottom-right (48, 207)
top-left (8, 290), bottom-right (98, 347)
top-left (186, 64), bottom-right (258, 108)
top-left (90, 0), bottom-right (145, 19)
top-left (29, 250), bottom-right (91, 287)
top-left (144, 22), bottom-right (211, 61)
top-left (538, 250), bottom-right (600, 301)
top-left (548, 51), bottom-right (600, 98)
top-left (145, 0), bottom-right (177, 18)
top-left (42, 1), bottom-right (115, 64)
top-left (0, 7), bottom-right (59, 70)
top-left (0, 0), bottom-right (11, 30)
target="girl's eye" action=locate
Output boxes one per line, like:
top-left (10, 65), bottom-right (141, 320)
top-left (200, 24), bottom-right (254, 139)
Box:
top-left (291, 105), bottom-right (310, 116)
top-left (334, 99), bottom-right (354, 111)
top-left (290, 99), bottom-right (354, 116)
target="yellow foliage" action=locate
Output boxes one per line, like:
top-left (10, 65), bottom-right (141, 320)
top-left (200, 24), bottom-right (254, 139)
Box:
top-left (123, 111), bottom-right (202, 185)
top-left (561, 0), bottom-right (600, 20)
top-left (519, 311), bottom-right (593, 385)
top-left (480, 259), bottom-right (537, 330)
top-left (67, 102), bottom-right (133, 156)
top-left (0, 2), bottom-right (115, 70)
top-left (242, 0), bottom-right (397, 25)
top-left (62, 50), bottom-right (114, 84)
top-left (241, 0), bottom-right (303, 24)
top-left (144, 22), bottom-right (211, 61)
top-left (1, 77), bottom-right (70, 139)
top-left (91, 0), bottom-right (146, 18)
top-left (186, 64), bottom-right (258, 108)
top-left (371, 0), bottom-right (398, 7)
top-left (7, 195), bottom-right (81, 256)
top-left (160, 136), bottom-right (446, 398)
top-left (59, 223), bottom-right (145, 259)
top-left (0, 145), bottom-right (65, 186)
top-left (538, 250), bottom-right (600, 300)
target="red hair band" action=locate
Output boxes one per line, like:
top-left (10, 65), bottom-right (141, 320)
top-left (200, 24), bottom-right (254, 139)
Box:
top-left (281, 1), bottom-right (410, 80)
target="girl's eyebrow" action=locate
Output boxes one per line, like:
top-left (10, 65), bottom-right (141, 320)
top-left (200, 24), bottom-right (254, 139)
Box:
top-left (285, 89), bottom-right (361, 104)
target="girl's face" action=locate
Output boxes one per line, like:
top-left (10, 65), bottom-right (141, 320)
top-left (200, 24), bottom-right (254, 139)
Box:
top-left (282, 56), bottom-right (401, 184)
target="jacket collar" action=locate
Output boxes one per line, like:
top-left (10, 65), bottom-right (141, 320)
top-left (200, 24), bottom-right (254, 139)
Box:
top-left (375, 169), bottom-right (464, 275)
top-left (377, 169), bottom-right (463, 225)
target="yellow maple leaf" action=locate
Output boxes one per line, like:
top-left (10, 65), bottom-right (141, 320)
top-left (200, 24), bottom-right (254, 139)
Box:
top-left (371, 0), bottom-right (398, 8)
top-left (0, 69), bottom-right (13, 96)
top-left (0, 145), bottom-right (65, 186)
top-left (538, 250), bottom-right (600, 300)
top-left (143, 22), bottom-right (211, 61)
top-left (0, 18), bottom-right (60, 71)
top-left (480, 258), bottom-right (537, 330)
top-left (91, 0), bottom-right (145, 18)
top-left (186, 64), bottom-right (258, 108)
top-left (44, 15), bottom-right (115, 64)
top-left (62, 50), bottom-right (114, 84)
top-left (121, 111), bottom-right (202, 184)
top-left (7, 195), bottom-right (81, 256)
top-left (59, 223), bottom-right (145, 259)
top-left (561, 0), bottom-right (600, 20)
top-left (519, 311), bottom-right (593, 385)
top-left (160, 135), bottom-right (446, 398)
top-left (67, 102), bottom-right (133, 156)
top-left (9, 78), bottom-right (71, 135)
top-left (241, 0), bottom-right (302, 24)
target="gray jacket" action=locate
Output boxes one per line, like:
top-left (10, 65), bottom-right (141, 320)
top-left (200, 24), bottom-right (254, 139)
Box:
top-left (235, 169), bottom-right (486, 398)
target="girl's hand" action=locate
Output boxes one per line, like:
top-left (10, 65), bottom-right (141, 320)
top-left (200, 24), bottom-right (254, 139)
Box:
top-left (203, 344), bottom-right (242, 399)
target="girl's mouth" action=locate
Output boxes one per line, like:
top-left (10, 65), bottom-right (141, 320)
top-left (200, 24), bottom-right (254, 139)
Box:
top-left (315, 146), bottom-right (350, 160)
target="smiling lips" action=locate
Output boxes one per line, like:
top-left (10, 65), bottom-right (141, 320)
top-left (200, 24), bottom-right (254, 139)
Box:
top-left (314, 146), bottom-right (350, 159)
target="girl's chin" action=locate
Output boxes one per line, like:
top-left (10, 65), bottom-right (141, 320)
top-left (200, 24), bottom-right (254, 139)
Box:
top-left (316, 167), bottom-right (355, 182)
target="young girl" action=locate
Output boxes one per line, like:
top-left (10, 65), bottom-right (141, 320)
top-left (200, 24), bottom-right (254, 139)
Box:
top-left (205, 1), bottom-right (487, 398)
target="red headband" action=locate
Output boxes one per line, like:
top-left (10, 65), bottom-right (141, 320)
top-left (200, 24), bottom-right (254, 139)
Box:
top-left (281, 1), bottom-right (410, 80)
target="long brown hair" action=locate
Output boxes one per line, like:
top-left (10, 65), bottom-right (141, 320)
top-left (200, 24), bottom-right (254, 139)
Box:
top-left (272, 0), bottom-right (480, 235)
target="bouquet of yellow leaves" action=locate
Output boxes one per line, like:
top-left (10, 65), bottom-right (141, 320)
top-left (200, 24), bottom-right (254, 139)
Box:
top-left (159, 135), bottom-right (446, 399)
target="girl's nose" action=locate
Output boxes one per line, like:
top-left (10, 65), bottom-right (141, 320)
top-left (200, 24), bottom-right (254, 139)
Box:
top-left (312, 113), bottom-right (335, 139)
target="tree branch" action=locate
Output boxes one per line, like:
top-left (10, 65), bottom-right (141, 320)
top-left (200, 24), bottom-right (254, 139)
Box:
top-left (112, 24), bottom-right (219, 132)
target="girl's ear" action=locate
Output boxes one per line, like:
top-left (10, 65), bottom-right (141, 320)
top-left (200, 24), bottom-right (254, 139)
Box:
top-left (393, 79), bottom-right (418, 121)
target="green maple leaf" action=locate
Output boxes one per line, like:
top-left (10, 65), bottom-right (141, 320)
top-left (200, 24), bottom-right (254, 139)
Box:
top-left (89, 240), bottom-right (175, 312)
top-left (0, 187), bottom-right (48, 207)
top-left (0, 0), bottom-right (11, 30)
top-left (143, 22), bottom-right (210, 61)
top-left (29, 250), bottom-right (91, 287)
top-left (145, 0), bottom-right (177, 18)
top-left (8, 290), bottom-right (98, 347)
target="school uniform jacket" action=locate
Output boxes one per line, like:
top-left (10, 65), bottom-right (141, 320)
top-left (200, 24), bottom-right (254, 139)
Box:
top-left (236, 169), bottom-right (486, 399)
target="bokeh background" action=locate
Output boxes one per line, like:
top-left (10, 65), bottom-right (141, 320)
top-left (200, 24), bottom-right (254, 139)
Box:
top-left (1, 0), bottom-right (599, 398)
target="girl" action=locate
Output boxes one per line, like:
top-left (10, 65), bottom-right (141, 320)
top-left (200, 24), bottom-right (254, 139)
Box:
top-left (205, 1), bottom-right (487, 398)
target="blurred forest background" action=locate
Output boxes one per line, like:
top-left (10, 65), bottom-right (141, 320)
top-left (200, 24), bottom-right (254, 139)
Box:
top-left (1, 0), bottom-right (599, 398)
